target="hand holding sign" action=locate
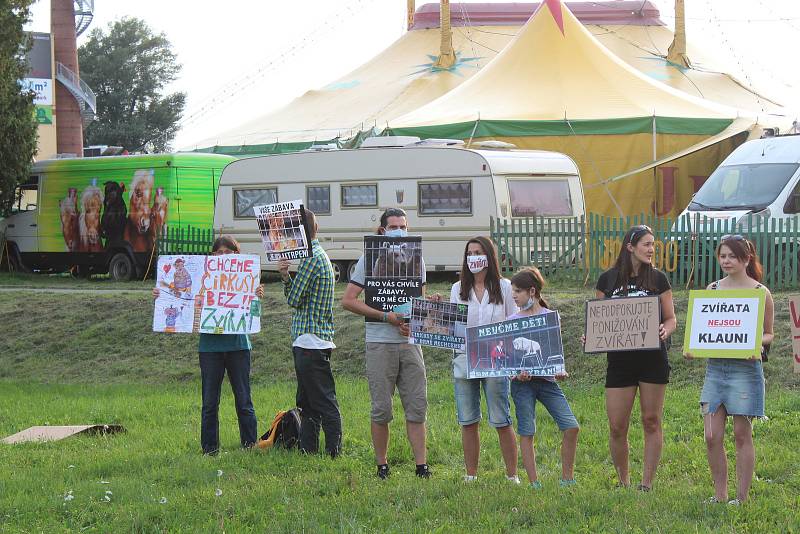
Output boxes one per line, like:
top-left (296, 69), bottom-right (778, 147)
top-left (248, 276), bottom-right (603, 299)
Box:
top-left (584, 296), bottom-right (661, 354)
top-left (683, 289), bottom-right (765, 359)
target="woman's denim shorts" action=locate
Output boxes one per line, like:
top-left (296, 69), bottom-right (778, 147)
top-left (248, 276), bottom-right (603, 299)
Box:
top-left (453, 376), bottom-right (512, 428)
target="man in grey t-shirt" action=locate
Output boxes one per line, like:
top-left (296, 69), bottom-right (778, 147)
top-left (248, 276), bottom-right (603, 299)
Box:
top-left (341, 208), bottom-right (430, 479)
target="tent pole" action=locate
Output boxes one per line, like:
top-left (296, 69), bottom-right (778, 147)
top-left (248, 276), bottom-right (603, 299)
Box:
top-left (407, 0), bottom-right (415, 30)
top-left (433, 0), bottom-right (455, 69)
top-left (652, 115), bottom-right (658, 217)
top-left (666, 0), bottom-right (691, 67)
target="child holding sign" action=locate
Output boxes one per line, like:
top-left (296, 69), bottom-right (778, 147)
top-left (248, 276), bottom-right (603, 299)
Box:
top-left (153, 236), bottom-right (264, 455)
top-left (507, 267), bottom-right (579, 489)
top-left (684, 235), bottom-right (774, 505)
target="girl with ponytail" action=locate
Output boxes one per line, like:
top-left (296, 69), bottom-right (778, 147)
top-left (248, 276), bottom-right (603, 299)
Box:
top-left (685, 235), bottom-right (774, 505)
top-left (507, 267), bottom-right (580, 489)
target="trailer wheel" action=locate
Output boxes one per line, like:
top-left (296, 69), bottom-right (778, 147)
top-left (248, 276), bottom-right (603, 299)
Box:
top-left (109, 252), bottom-right (134, 281)
top-left (332, 261), bottom-right (346, 283)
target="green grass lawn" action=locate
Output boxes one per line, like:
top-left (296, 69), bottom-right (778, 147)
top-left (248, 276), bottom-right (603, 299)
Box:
top-left (1, 382), bottom-right (799, 532)
top-left (1, 280), bottom-right (799, 531)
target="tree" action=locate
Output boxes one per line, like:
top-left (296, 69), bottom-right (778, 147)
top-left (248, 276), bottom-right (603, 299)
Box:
top-left (0, 0), bottom-right (38, 217)
top-left (79, 17), bottom-right (186, 153)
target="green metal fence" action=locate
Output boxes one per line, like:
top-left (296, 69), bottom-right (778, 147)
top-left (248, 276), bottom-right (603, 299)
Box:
top-left (491, 214), bottom-right (800, 289)
top-left (156, 226), bottom-right (215, 256)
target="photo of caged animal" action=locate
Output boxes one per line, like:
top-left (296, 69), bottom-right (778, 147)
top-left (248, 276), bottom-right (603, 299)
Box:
top-left (368, 239), bottom-right (422, 279)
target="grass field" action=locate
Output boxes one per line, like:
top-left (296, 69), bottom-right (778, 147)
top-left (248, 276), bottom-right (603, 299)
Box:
top-left (1, 278), bottom-right (799, 532)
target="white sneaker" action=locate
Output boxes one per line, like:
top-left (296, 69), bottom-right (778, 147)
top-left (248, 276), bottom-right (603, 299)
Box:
top-left (727, 499), bottom-right (742, 506)
top-left (506, 475), bottom-right (521, 484)
top-left (463, 475), bottom-right (478, 482)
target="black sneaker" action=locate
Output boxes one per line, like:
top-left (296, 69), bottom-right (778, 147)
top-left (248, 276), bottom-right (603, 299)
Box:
top-left (376, 464), bottom-right (390, 479)
top-left (415, 464), bottom-right (432, 479)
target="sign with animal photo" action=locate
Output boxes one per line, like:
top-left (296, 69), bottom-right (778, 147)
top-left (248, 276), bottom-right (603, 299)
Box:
top-left (153, 254), bottom-right (261, 334)
top-left (683, 289), bottom-right (765, 359)
top-left (409, 299), bottom-right (468, 350)
top-left (466, 312), bottom-right (565, 378)
top-left (363, 235), bottom-right (423, 322)
top-left (584, 296), bottom-right (661, 353)
top-left (789, 296), bottom-right (800, 374)
top-left (254, 200), bottom-right (311, 261)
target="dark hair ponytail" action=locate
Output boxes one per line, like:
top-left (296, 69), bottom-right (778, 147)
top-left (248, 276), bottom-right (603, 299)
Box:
top-left (510, 266), bottom-right (551, 310)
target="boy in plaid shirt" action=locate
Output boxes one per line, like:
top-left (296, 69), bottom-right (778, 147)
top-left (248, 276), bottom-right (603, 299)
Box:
top-left (278, 210), bottom-right (342, 457)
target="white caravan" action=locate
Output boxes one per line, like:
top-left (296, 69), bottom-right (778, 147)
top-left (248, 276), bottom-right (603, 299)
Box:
top-left (214, 143), bottom-right (585, 280)
top-left (677, 135), bottom-right (800, 229)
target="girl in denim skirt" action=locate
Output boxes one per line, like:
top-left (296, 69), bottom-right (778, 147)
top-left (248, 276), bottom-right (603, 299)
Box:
top-left (508, 267), bottom-right (579, 489)
top-left (685, 235), bottom-right (774, 505)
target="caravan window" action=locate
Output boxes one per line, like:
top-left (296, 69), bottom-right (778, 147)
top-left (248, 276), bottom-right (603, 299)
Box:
top-left (508, 179), bottom-right (572, 217)
top-left (306, 185), bottom-right (330, 214)
top-left (234, 188), bottom-right (277, 218)
top-left (418, 181), bottom-right (472, 215)
top-left (342, 184), bottom-right (378, 207)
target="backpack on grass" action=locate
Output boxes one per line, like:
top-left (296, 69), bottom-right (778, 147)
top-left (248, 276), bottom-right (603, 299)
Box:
top-left (257, 408), bottom-right (302, 450)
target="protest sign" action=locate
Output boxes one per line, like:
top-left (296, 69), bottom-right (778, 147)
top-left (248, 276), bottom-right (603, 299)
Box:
top-left (409, 298), bottom-right (468, 350)
top-left (254, 200), bottom-right (310, 261)
top-left (466, 311), bottom-right (564, 378)
top-left (790, 296), bottom-right (800, 373)
top-left (363, 235), bottom-right (423, 322)
top-left (153, 254), bottom-right (261, 334)
top-left (683, 289), bottom-right (765, 359)
top-left (584, 296), bottom-right (661, 353)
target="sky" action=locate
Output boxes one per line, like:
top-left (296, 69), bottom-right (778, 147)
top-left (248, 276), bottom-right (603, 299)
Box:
top-left (26, 0), bottom-right (800, 150)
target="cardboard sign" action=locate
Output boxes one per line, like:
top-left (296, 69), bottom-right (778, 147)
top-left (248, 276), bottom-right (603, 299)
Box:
top-left (363, 235), bottom-right (423, 322)
top-left (466, 311), bottom-right (564, 378)
top-left (584, 296), bottom-right (661, 353)
top-left (153, 254), bottom-right (261, 334)
top-left (254, 200), bottom-right (311, 261)
top-left (409, 298), bottom-right (468, 350)
top-left (683, 289), bottom-right (765, 359)
top-left (790, 296), bottom-right (800, 374)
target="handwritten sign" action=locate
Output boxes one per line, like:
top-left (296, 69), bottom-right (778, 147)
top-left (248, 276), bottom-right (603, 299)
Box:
top-left (254, 199), bottom-right (311, 261)
top-left (409, 299), bottom-right (468, 350)
top-left (466, 312), bottom-right (564, 378)
top-left (153, 254), bottom-right (261, 334)
top-left (790, 296), bottom-right (800, 373)
top-left (683, 289), bottom-right (765, 359)
top-left (584, 296), bottom-right (661, 353)
top-left (363, 235), bottom-right (423, 322)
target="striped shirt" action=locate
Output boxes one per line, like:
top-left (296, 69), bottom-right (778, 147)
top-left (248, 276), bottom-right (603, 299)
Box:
top-left (283, 239), bottom-right (335, 342)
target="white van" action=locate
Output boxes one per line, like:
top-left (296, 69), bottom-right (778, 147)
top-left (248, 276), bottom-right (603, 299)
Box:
top-left (677, 135), bottom-right (800, 229)
top-left (214, 142), bottom-right (585, 280)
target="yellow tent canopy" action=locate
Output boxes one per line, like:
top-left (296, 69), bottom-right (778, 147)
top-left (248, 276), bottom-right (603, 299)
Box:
top-left (192, 2), bottom-right (785, 154)
top-left (387, 1), bottom-right (789, 216)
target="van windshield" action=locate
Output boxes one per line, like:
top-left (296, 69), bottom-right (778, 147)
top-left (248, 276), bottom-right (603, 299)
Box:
top-left (689, 163), bottom-right (799, 211)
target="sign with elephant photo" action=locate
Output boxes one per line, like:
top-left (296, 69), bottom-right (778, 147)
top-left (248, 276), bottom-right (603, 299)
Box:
top-left (584, 296), bottom-right (661, 353)
top-left (363, 235), bottom-right (423, 323)
top-left (153, 254), bottom-right (261, 334)
top-left (254, 200), bottom-right (311, 261)
top-left (466, 311), bottom-right (565, 378)
top-left (683, 289), bottom-right (765, 359)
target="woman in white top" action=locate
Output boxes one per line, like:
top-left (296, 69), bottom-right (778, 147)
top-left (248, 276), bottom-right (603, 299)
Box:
top-left (450, 236), bottom-right (520, 482)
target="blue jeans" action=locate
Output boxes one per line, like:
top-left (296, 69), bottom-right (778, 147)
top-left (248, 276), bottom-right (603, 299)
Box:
top-left (510, 379), bottom-right (579, 436)
top-left (293, 347), bottom-right (342, 456)
top-left (453, 376), bottom-right (512, 428)
top-left (199, 350), bottom-right (258, 454)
